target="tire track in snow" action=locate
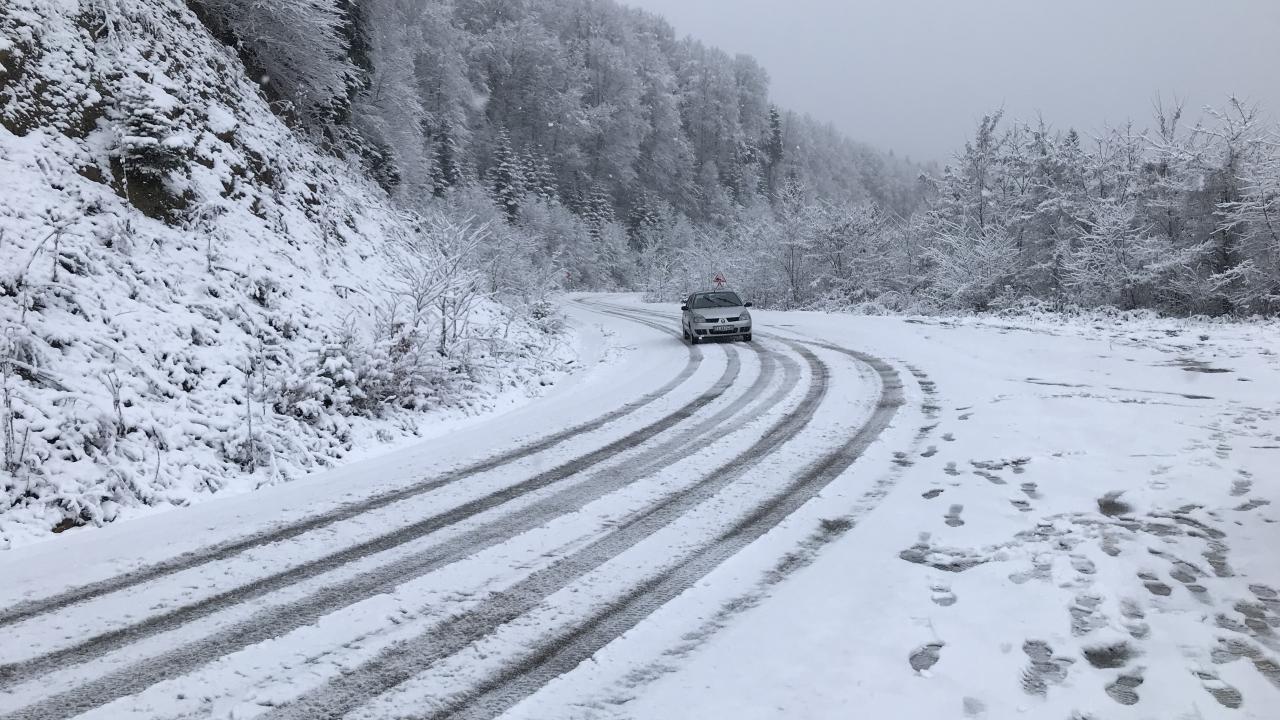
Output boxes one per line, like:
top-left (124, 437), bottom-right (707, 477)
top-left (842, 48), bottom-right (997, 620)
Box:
top-left (427, 299), bottom-right (910, 720)
top-left (0, 343), bottom-right (742, 697)
top-left (255, 342), bottom-right (830, 720)
top-left (1, 318), bottom-right (804, 719)
top-left (0, 322), bottom-right (704, 632)
top-left (498, 331), bottom-right (914, 718)
top-left (424, 332), bottom-right (905, 720)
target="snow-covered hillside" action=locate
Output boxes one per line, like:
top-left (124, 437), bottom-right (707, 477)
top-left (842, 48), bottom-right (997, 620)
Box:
top-left (0, 0), bottom-right (571, 548)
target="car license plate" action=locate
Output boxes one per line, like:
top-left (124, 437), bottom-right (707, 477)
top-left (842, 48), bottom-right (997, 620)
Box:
top-left (712, 325), bottom-right (735, 333)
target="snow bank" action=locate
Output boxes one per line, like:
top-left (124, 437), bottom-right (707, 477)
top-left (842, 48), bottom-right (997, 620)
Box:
top-left (0, 0), bottom-right (571, 548)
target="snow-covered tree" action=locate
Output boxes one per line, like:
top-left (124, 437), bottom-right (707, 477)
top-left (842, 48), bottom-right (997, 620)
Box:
top-left (114, 77), bottom-right (189, 181)
top-left (1062, 198), bottom-right (1161, 309)
top-left (193, 0), bottom-right (357, 132)
top-left (924, 220), bottom-right (1020, 310)
top-left (348, 0), bottom-right (430, 197)
top-left (489, 129), bottom-right (526, 221)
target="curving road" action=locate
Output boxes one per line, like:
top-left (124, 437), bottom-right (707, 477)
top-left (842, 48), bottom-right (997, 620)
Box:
top-left (0, 296), bottom-right (909, 720)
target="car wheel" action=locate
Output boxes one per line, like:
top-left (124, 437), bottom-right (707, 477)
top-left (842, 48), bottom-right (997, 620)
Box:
top-left (743, 333), bottom-right (752, 342)
top-left (690, 333), bottom-right (700, 345)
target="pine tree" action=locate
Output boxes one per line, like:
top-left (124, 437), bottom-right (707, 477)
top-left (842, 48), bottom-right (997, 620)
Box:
top-left (432, 128), bottom-right (464, 197)
top-left (489, 129), bottom-right (526, 221)
top-left (520, 148), bottom-right (557, 202)
top-left (582, 185), bottom-right (615, 238)
top-left (763, 105), bottom-right (785, 199)
top-left (116, 78), bottom-right (187, 180)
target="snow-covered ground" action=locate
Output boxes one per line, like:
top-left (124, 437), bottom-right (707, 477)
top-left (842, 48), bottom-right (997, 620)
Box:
top-left (0, 295), bottom-right (1276, 720)
top-left (517, 299), bottom-right (1280, 720)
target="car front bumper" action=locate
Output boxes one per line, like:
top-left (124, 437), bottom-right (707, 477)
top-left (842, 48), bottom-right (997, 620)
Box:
top-left (690, 320), bottom-right (751, 338)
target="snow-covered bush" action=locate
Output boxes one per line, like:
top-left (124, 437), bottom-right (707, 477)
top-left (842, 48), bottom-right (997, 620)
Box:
top-left (113, 75), bottom-right (191, 182)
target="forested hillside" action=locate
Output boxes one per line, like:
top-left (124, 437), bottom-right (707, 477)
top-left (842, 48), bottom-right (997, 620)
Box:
top-left (186, 0), bottom-right (923, 288)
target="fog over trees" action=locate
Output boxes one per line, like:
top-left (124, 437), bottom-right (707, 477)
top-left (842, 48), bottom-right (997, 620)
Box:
top-left (199, 0), bottom-right (1278, 316)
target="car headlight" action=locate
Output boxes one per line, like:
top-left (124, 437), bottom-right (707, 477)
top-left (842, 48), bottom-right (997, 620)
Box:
top-left (692, 313), bottom-right (707, 323)
top-left (741, 310), bottom-right (751, 322)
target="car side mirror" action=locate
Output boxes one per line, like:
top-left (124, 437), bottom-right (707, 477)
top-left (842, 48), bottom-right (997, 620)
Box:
top-left (680, 304), bottom-right (688, 311)
top-left (744, 302), bottom-right (753, 308)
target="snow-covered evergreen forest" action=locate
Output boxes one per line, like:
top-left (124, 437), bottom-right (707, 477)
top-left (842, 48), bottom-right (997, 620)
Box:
top-left (180, 0), bottom-right (1279, 317)
top-left (1, 0), bottom-right (1277, 541)
top-left (187, 0), bottom-right (927, 289)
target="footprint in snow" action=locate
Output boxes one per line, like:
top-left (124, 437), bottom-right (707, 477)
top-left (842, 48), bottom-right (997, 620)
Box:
top-left (1169, 560), bottom-right (1201, 584)
top-left (944, 462), bottom-right (961, 477)
top-left (944, 504), bottom-right (965, 527)
top-left (1070, 555), bottom-right (1096, 576)
top-left (1231, 476), bottom-right (1254, 497)
top-left (1138, 572), bottom-right (1173, 597)
top-left (1084, 641), bottom-right (1135, 669)
top-left (1097, 491), bottom-right (1133, 517)
top-left (1020, 482), bottom-right (1040, 499)
top-left (1203, 543), bottom-right (1234, 578)
top-left (1070, 593), bottom-right (1107, 636)
top-left (976, 470), bottom-right (1005, 485)
top-left (1233, 600), bottom-right (1278, 635)
top-left (1008, 558), bottom-right (1053, 585)
top-left (961, 697), bottom-right (986, 717)
top-left (910, 642), bottom-right (944, 673)
top-left (1098, 531), bottom-right (1121, 557)
top-left (930, 583), bottom-right (957, 607)
top-left (1195, 669), bottom-right (1244, 708)
top-left (1021, 639), bottom-right (1074, 696)
top-left (921, 445), bottom-right (938, 458)
top-left (1105, 671), bottom-right (1145, 705)
top-left (1210, 637), bottom-right (1280, 690)
top-left (1120, 598), bottom-right (1151, 640)
top-left (942, 432), bottom-right (955, 442)
top-left (1251, 583), bottom-right (1279, 605)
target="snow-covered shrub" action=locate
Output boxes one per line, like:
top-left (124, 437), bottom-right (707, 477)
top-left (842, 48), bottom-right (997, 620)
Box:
top-left (114, 76), bottom-right (191, 181)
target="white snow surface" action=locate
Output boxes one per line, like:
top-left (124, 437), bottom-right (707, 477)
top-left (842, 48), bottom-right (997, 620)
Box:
top-left (0, 0), bottom-right (572, 548)
top-left (0, 294), bottom-right (1275, 720)
top-left (513, 299), bottom-right (1280, 720)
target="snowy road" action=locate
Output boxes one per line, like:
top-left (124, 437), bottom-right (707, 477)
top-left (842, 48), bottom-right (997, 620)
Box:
top-left (1, 297), bottom-right (1277, 719)
top-left (0, 296), bottom-right (900, 719)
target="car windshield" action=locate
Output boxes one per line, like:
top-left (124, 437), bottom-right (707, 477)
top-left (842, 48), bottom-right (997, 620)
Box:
top-left (692, 292), bottom-right (742, 309)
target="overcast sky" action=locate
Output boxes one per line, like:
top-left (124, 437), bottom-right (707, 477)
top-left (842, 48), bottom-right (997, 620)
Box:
top-left (622, 0), bottom-right (1280, 164)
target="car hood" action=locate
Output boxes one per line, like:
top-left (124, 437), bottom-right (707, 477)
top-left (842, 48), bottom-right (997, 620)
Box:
top-left (692, 305), bottom-right (748, 319)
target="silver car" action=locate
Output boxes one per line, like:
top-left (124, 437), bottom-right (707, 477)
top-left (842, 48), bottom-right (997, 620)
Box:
top-left (681, 290), bottom-right (753, 344)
